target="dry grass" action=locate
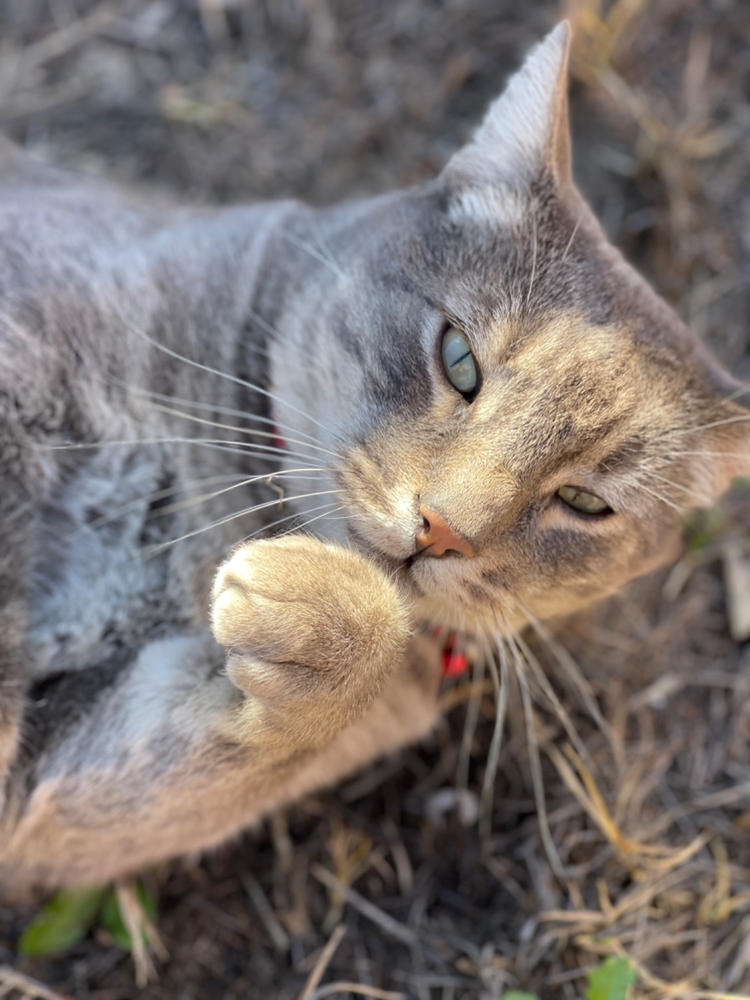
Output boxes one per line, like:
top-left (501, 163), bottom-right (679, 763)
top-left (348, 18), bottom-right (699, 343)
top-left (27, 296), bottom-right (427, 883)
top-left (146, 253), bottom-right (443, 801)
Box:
top-left (0, 1), bottom-right (748, 997)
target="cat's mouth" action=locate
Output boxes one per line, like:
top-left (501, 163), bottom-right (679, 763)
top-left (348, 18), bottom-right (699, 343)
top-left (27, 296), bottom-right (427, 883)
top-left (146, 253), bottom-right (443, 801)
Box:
top-left (345, 523), bottom-right (419, 590)
top-left (345, 523), bottom-right (471, 602)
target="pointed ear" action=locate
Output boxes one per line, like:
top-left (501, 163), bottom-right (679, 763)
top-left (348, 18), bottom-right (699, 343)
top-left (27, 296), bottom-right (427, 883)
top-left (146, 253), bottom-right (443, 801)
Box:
top-left (444, 22), bottom-right (572, 192)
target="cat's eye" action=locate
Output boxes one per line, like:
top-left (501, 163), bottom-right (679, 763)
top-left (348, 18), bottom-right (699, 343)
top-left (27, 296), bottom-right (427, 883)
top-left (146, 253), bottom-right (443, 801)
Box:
top-left (557, 485), bottom-right (612, 516)
top-left (441, 325), bottom-right (478, 400)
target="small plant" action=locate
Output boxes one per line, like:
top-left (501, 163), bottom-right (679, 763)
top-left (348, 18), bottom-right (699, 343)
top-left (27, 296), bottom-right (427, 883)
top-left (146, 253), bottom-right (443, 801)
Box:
top-left (500, 956), bottom-right (637, 1000)
top-left (586, 957), bottom-right (637, 1000)
top-left (19, 887), bottom-right (106, 957)
top-left (19, 882), bottom-right (157, 957)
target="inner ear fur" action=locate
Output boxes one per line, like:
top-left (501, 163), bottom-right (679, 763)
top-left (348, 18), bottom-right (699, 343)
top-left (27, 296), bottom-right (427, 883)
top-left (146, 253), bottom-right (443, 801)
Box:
top-left (443, 22), bottom-right (573, 192)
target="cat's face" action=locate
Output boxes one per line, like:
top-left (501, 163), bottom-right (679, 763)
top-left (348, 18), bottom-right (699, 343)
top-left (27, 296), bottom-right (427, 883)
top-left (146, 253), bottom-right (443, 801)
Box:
top-left (274, 24), bottom-right (749, 632)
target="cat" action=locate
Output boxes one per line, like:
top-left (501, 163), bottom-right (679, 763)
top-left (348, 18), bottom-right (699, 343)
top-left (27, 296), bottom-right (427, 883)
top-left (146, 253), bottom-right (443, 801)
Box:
top-left (0, 23), bottom-right (747, 899)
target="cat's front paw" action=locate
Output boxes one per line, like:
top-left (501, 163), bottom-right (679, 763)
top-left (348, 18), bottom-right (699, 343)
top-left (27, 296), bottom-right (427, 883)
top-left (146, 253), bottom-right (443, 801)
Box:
top-left (211, 535), bottom-right (411, 748)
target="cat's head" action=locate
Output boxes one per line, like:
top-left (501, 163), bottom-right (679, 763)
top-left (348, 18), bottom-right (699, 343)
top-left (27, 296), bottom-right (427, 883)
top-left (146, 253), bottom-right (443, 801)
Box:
top-left (272, 23), bottom-right (749, 632)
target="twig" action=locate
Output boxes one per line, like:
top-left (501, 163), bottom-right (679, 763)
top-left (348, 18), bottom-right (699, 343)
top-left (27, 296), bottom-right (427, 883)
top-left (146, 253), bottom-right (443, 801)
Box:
top-left (311, 866), bottom-right (418, 947)
top-left (312, 983), bottom-right (405, 1000)
top-left (11, 4), bottom-right (117, 82)
top-left (115, 882), bottom-right (167, 989)
top-left (242, 872), bottom-right (290, 953)
top-left (0, 966), bottom-right (70, 1000)
top-left (298, 924), bottom-right (346, 1000)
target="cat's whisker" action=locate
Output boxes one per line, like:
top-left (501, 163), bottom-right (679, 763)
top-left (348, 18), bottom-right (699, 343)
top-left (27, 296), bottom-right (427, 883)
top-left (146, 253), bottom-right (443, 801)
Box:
top-left (238, 500), bottom-right (342, 543)
top-left (89, 472), bottom-right (255, 528)
top-left (501, 612), bottom-right (566, 879)
top-left (104, 375), bottom-right (330, 450)
top-left (455, 639), bottom-right (487, 793)
top-left (276, 503), bottom-right (347, 537)
top-left (525, 215), bottom-right (539, 311)
top-left (672, 412), bottom-right (750, 436)
top-left (637, 468), bottom-right (700, 502)
top-left (633, 480), bottom-right (683, 512)
top-left (307, 221), bottom-right (345, 280)
top-left (148, 402), bottom-right (342, 462)
top-left (136, 470), bottom-right (329, 523)
top-left (513, 598), bottom-right (612, 743)
top-left (243, 308), bottom-right (336, 387)
top-left (148, 488), bottom-right (344, 553)
top-left (122, 319), bottom-right (338, 440)
top-left (512, 627), bottom-right (595, 772)
top-left (39, 436), bottom-right (326, 468)
top-left (637, 465), bottom-right (741, 509)
top-left (479, 614), bottom-right (509, 842)
top-left (560, 211), bottom-right (583, 265)
top-left (279, 229), bottom-right (346, 282)
top-left (667, 449), bottom-right (750, 461)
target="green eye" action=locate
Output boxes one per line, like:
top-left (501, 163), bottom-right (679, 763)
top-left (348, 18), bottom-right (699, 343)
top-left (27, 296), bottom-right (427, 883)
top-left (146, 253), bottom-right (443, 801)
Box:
top-left (557, 485), bottom-right (612, 515)
top-left (441, 325), bottom-right (478, 399)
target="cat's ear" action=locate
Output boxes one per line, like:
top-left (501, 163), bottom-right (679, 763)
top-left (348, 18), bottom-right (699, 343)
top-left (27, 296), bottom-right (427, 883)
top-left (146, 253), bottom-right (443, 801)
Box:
top-left (444, 22), bottom-right (572, 192)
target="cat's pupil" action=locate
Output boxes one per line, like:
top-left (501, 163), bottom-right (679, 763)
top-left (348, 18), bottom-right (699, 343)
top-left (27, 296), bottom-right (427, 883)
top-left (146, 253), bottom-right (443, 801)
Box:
top-left (441, 325), bottom-right (478, 399)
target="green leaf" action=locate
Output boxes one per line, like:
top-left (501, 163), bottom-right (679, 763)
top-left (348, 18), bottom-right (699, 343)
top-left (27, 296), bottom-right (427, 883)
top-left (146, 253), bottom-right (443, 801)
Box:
top-left (100, 883), bottom-right (157, 952)
top-left (501, 993), bottom-right (541, 1000)
top-left (19, 886), bottom-right (106, 957)
top-left (586, 956), bottom-right (637, 1000)
top-left (682, 507), bottom-right (726, 551)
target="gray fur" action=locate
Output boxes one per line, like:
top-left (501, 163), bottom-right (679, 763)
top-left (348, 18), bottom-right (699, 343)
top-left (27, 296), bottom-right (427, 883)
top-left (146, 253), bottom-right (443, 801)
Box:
top-left (0, 26), bottom-right (747, 897)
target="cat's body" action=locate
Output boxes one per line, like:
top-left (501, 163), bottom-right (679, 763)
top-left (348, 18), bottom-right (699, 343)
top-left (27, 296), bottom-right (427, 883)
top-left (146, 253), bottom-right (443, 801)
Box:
top-left (0, 129), bottom-right (442, 897)
top-left (0, 25), bottom-right (747, 898)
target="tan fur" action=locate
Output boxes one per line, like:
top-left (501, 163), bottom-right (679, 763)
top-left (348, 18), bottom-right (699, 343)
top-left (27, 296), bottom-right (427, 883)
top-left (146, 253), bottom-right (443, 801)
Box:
top-left (212, 536), bottom-right (411, 750)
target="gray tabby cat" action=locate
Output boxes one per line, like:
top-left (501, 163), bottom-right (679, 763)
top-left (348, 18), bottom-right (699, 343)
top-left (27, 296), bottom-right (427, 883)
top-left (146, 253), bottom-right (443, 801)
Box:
top-left (1, 24), bottom-right (747, 897)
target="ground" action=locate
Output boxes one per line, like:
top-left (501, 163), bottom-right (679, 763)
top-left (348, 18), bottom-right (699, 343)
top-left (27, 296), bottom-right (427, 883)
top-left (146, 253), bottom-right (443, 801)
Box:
top-left (0, 1), bottom-right (748, 998)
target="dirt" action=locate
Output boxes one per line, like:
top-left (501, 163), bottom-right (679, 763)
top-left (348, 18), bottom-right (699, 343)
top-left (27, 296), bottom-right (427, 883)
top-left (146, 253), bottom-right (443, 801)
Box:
top-left (0, 1), bottom-right (748, 998)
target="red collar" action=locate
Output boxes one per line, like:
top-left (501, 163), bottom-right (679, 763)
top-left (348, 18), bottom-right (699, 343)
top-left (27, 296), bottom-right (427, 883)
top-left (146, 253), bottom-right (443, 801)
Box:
top-left (437, 629), bottom-right (470, 677)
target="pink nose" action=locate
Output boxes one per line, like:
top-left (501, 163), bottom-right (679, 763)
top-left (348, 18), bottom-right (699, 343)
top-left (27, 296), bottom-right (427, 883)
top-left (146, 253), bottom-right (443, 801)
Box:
top-left (416, 504), bottom-right (476, 558)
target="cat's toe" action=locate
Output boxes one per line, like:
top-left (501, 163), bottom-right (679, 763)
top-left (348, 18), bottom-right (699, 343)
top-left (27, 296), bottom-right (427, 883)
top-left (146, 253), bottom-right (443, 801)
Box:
top-left (211, 535), bottom-right (411, 702)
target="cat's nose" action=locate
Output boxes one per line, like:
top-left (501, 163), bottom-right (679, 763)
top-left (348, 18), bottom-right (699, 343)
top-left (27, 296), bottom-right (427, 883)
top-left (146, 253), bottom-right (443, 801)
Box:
top-left (416, 504), bottom-right (476, 558)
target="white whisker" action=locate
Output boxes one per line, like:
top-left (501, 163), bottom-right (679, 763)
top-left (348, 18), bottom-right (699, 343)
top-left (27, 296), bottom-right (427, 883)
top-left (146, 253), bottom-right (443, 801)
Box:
top-left (135, 469), bottom-right (328, 524)
top-left (456, 645), bottom-right (487, 792)
top-left (124, 320), bottom-right (336, 438)
top-left (501, 611), bottom-right (566, 879)
top-left (512, 628), bottom-right (595, 771)
top-left (673, 412), bottom-right (750, 436)
top-left (38, 436), bottom-right (326, 468)
top-left (280, 229), bottom-right (346, 281)
top-left (514, 598), bottom-right (612, 742)
top-left (277, 504), bottom-right (347, 537)
top-left (560, 212), bottom-right (582, 265)
top-left (525, 215), bottom-right (538, 311)
top-left (149, 488), bottom-right (343, 552)
top-left (90, 472), bottom-right (250, 528)
top-left (239, 500), bottom-right (342, 542)
top-left (148, 402), bottom-right (342, 462)
top-left (635, 480), bottom-right (683, 512)
top-left (105, 376), bottom-right (328, 450)
top-left (480, 617), bottom-right (508, 841)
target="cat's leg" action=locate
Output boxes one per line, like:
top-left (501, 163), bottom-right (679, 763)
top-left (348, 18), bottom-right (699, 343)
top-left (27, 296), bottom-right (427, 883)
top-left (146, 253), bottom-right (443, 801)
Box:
top-left (0, 538), bottom-right (440, 895)
top-left (210, 535), bottom-right (414, 753)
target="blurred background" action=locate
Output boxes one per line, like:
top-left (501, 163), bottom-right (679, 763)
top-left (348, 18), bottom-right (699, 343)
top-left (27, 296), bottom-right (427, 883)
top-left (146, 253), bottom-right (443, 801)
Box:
top-left (0, 2), bottom-right (748, 998)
